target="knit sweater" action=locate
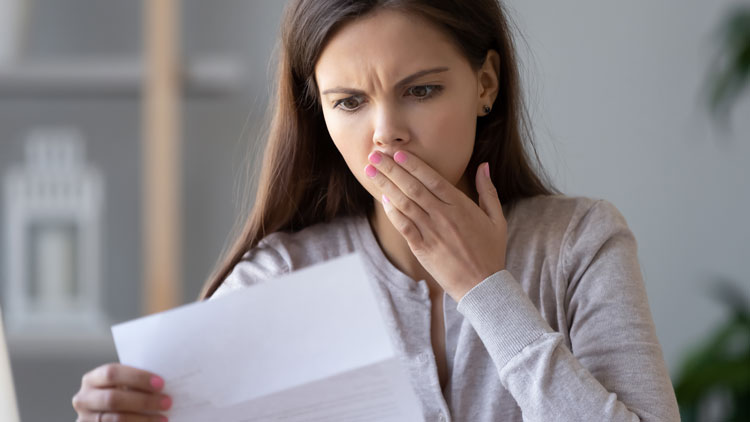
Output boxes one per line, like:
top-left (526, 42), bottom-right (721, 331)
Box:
top-left (210, 194), bottom-right (680, 421)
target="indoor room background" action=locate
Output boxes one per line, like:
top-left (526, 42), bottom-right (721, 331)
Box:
top-left (0, 1), bottom-right (748, 421)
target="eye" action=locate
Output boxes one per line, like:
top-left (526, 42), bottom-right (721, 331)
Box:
top-left (333, 96), bottom-right (365, 112)
top-left (406, 85), bottom-right (443, 101)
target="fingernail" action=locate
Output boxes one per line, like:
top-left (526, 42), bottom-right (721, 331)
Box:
top-left (160, 416), bottom-right (169, 422)
top-left (368, 151), bottom-right (382, 164)
top-left (150, 376), bottom-right (164, 390)
top-left (483, 163), bottom-right (490, 178)
top-left (394, 151), bottom-right (407, 164)
top-left (160, 396), bottom-right (172, 410)
top-left (382, 194), bottom-right (390, 204)
top-left (365, 164), bottom-right (377, 178)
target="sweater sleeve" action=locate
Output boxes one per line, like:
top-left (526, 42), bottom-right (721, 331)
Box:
top-left (209, 235), bottom-right (290, 300)
top-left (455, 199), bottom-right (680, 421)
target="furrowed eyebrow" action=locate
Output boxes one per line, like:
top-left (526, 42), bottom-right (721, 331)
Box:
top-left (321, 66), bottom-right (449, 96)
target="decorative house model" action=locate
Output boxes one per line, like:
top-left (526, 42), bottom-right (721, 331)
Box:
top-left (3, 128), bottom-right (106, 336)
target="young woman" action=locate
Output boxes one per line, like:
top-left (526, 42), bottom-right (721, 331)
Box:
top-left (73, 1), bottom-right (680, 421)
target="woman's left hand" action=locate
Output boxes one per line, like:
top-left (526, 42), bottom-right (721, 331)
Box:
top-left (365, 150), bottom-right (508, 302)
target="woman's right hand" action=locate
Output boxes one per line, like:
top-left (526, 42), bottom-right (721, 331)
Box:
top-left (72, 363), bottom-right (172, 422)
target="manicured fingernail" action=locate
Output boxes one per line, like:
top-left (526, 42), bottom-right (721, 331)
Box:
top-left (160, 396), bottom-right (172, 410)
top-left (368, 151), bottom-right (382, 164)
top-left (382, 194), bottom-right (390, 204)
top-left (150, 376), bottom-right (164, 390)
top-left (365, 164), bottom-right (377, 178)
top-left (160, 417), bottom-right (168, 422)
top-left (394, 151), bottom-right (407, 164)
top-left (483, 163), bottom-right (490, 178)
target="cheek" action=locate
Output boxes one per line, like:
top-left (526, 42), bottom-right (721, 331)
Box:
top-left (418, 100), bottom-right (477, 185)
top-left (325, 116), bottom-right (372, 184)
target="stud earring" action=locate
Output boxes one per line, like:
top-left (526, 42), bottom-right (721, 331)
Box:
top-left (483, 105), bottom-right (491, 115)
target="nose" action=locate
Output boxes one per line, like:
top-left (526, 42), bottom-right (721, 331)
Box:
top-left (372, 104), bottom-right (410, 148)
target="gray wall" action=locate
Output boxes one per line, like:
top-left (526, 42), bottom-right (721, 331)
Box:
top-left (0, 0), bottom-right (747, 420)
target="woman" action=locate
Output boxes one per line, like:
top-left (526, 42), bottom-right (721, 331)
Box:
top-left (73, 0), bottom-right (680, 421)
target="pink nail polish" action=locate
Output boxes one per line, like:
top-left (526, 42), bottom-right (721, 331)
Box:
top-left (150, 376), bottom-right (164, 390)
top-left (161, 396), bottom-right (172, 410)
top-left (394, 151), bottom-right (407, 164)
top-left (365, 165), bottom-right (377, 178)
top-left (368, 151), bottom-right (382, 164)
top-left (483, 163), bottom-right (490, 178)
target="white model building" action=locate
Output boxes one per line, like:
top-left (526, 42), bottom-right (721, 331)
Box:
top-left (3, 128), bottom-right (106, 336)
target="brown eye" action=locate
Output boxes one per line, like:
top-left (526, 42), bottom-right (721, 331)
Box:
top-left (406, 85), bottom-right (442, 101)
top-left (410, 86), bottom-right (429, 97)
top-left (334, 96), bottom-right (364, 112)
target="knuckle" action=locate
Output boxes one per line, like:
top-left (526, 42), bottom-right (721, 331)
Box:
top-left (400, 198), bottom-right (413, 213)
top-left (102, 364), bottom-right (119, 384)
top-left (71, 393), bottom-right (83, 410)
top-left (103, 390), bottom-right (120, 409)
top-left (399, 221), bottom-right (415, 236)
top-left (434, 180), bottom-right (451, 197)
top-left (403, 181), bottom-right (420, 198)
top-left (441, 213), bottom-right (459, 233)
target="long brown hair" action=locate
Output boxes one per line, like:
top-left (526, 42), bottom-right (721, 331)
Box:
top-left (198, 0), bottom-right (559, 300)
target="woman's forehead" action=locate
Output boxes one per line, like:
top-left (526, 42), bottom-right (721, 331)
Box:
top-left (314, 9), bottom-right (465, 91)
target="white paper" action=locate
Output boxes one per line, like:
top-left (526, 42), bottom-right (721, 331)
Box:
top-left (112, 253), bottom-right (424, 421)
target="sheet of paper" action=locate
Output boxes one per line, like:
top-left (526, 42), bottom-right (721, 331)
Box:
top-left (112, 252), bottom-right (424, 422)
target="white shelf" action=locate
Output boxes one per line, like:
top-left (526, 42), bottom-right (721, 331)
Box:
top-left (0, 56), bottom-right (247, 97)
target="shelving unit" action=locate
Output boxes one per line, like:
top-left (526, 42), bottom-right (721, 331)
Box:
top-left (0, 57), bottom-right (246, 97)
top-left (2, 0), bottom-right (248, 358)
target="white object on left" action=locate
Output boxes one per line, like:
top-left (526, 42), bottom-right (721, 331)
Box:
top-left (3, 128), bottom-right (107, 336)
top-left (0, 306), bottom-right (21, 422)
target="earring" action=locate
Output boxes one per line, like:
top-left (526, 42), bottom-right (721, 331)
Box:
top-left (483, 105), bottom-right (491, 115)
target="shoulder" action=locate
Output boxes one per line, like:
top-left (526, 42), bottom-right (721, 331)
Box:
top-left (508, 194), bottom-right (628, 237)
top-left (506, 194), bottom-right (633, 269)
top-left (211, 215), bottom-right (363, 299)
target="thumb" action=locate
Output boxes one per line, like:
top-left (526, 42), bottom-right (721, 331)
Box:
top-left (475, 162), bottom-right (503, 223)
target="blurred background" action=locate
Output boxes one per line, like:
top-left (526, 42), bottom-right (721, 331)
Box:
top-left (0, 0), bottom-right (747, 420)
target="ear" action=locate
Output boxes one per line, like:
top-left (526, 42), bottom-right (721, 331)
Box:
top-left (476, 49), bottom-right (500, 116)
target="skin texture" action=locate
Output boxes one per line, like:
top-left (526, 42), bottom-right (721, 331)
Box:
top-left (315, 8), bottom-right (507, 303)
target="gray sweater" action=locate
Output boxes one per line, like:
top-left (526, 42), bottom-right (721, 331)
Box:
top-left (211, 195), bottom-right (680, 421)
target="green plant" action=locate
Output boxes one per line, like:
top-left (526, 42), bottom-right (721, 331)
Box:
top-left (705, 5), bottom-right (750, 124)
top-left (672, 277), bottom-right (750, 422)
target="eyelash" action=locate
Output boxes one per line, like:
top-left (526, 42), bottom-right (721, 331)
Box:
top-left (332, 85), bottom-right (444, 113)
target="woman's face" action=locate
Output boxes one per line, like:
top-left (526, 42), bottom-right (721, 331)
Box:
top-left (314, 8), bottom-right (496, 203)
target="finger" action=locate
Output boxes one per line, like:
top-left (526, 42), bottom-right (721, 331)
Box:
top-left (381, 194), bottom-right (424, 244)
top-left (83, 364), bottom-right (165, 393)
top-left (475, 162), bottom-right (504, 223)
top-left (368, 150), bottom-right (455, 206)
top-left (365, 163), bottom-right (430, 225)
top-left (80, 410), bottom-right (167, 422)
top-left (87, 388), bottom-right (172, 413)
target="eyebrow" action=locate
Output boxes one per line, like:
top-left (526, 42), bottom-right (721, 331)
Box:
top-left (320, 66), bottom-right (449, 96)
